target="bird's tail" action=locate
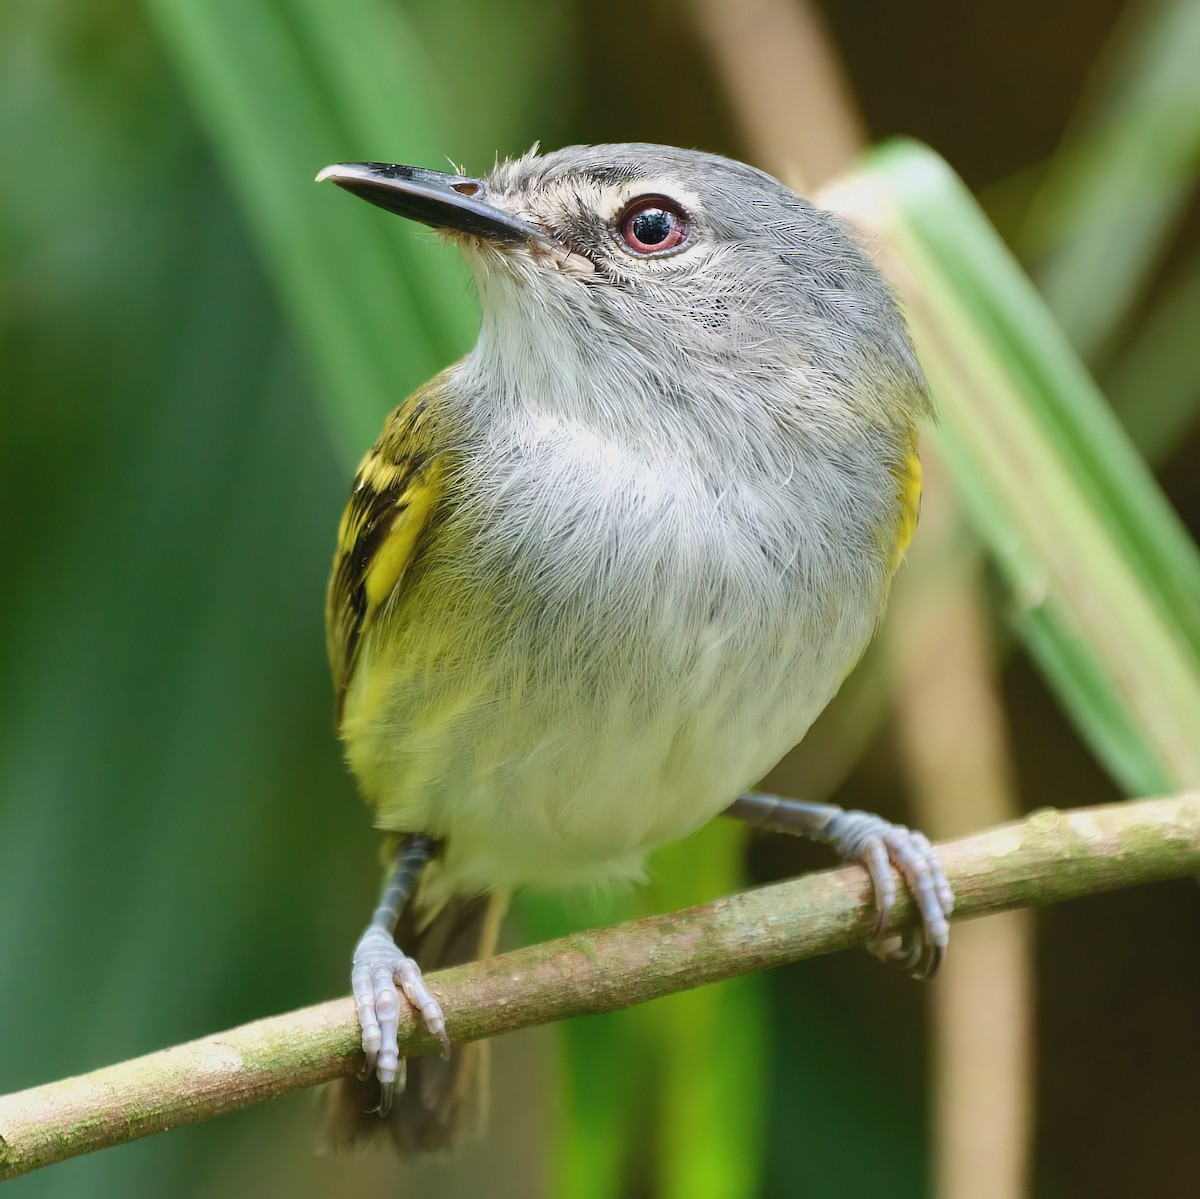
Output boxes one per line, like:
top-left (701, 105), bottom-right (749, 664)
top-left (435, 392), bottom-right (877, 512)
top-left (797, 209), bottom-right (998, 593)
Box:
top-left (316, 882), bottom-right (508, 1156)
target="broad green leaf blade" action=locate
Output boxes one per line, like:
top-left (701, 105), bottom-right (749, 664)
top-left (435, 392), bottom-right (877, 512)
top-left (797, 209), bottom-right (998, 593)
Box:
top-left (1019, 0), bottom-right (1200, 360)
top-left (1106, 250), bottom-right (1200, 462)
top-left (144, 0), bottom-right (477, 466)
top-left (843, 141), bottom-right (1200, 793)
top-left (873, 145), bottom-right (1200, 652)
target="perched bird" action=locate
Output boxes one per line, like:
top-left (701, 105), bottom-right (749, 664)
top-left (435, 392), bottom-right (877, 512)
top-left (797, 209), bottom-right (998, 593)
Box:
top-left (316, 143), bottom-right (954, 1153)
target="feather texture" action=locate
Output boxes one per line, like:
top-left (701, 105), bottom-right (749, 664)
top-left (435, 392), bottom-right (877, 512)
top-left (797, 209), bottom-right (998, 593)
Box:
top-left (326, 381), bottom-right (449, 724)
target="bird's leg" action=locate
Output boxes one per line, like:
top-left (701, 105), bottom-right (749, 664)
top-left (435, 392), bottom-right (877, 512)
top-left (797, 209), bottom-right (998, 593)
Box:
top-left (724, 794), bottom-right (955, 980)
top-left (350, 834), bottom-right (450, 1117)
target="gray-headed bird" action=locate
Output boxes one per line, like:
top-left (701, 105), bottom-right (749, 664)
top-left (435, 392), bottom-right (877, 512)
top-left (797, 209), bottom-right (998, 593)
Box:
top-left (316, 143), bottom-right (954, 1154)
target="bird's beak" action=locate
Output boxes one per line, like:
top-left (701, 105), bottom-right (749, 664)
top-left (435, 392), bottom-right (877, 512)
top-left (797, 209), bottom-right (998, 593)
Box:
top-left (316, 161), bottom-right (543, 247)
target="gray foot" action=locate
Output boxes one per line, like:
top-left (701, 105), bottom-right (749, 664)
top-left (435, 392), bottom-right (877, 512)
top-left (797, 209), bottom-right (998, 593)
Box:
top-left (350, 924), bottom-right (450, 1115)
top-left (824, 809), bottom-right (955, 979)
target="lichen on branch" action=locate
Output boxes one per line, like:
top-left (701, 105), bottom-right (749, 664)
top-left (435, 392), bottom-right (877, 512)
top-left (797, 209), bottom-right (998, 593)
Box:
top-left (1, 793), bottom-right (1197, 1181)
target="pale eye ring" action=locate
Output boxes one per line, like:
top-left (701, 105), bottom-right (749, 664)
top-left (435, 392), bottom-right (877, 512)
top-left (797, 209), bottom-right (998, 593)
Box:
top-left (616, 196), bottom-right (690, 256)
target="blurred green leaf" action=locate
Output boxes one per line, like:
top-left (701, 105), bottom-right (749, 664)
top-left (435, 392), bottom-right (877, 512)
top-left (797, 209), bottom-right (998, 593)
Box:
top-left (15, 3), bottom-right (1197, 1195)
top-left (516, 823), bottom-right (767, 1199)
top-left (0, 18), bottom-right (356, 1199)
top-left (516, 887), bottom-right (645, 1199)
top-left (144, 0), bottom-right (477, 464)
top-left (860, 141), bottom-right (1200, 793)
top-left (1105, 249), bottom-right (1200, 463)
top-left (645, 822), bottom-right (766, 1199)
top-left (762, 977), bottom-right (927, 1199)
top-left (1017, 0), bottom-right (1200, 363)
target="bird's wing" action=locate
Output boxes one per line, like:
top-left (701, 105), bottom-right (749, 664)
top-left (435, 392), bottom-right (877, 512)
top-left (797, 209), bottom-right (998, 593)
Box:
top-left (326, 382), bottom-right (447, 725)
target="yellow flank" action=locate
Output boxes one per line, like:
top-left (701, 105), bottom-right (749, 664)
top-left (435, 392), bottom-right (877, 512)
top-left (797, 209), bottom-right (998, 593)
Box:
top-left (325, 377), bottom-right (452, 722)
top-left (889, 430), bottom-right (923, 574)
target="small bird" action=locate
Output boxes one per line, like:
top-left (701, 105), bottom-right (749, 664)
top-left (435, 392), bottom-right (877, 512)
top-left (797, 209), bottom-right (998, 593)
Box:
top-left (315, 143), bottom-right (954, 1153)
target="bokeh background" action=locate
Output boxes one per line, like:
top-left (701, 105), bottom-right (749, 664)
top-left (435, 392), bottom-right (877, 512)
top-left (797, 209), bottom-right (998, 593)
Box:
top-left (3, 1), bottom-right (1199, 1196)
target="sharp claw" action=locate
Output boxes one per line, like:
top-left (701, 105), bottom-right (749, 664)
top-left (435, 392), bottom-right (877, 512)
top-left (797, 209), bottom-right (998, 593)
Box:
top-left (871, 929), bottom-right (931, 978)
top-left (826, 809), bottom-right (955, 979)
top-left (922, 941), bottom-right (945, 980)
top-left (903, 935), bottom-right (930, 978)
top-left (351, 924), bottom-right (452, 1106)
top-left (356, 1037), bottom-right (379, 1083)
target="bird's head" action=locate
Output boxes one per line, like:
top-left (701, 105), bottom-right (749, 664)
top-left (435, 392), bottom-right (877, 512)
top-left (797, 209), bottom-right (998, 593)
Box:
top-left (318, 143), bottom-right (926, 438)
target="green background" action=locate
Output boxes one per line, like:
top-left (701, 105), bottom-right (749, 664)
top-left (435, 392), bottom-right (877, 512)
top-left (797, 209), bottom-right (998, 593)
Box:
top-left (2, 1), bottom-right (1198, 1196)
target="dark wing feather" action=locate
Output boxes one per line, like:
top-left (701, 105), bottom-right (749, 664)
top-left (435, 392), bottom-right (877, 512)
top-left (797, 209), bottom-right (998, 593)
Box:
top-left (325, 384), bottom-right (447, 723)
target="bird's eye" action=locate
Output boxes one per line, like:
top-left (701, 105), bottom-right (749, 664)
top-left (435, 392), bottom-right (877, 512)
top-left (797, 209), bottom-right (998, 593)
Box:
top-left (617, 196), bottom-right (690, 256)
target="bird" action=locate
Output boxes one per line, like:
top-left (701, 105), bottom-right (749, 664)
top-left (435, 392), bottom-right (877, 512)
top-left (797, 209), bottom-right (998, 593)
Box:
top-left (314, 143), bottom-right (954, 1154)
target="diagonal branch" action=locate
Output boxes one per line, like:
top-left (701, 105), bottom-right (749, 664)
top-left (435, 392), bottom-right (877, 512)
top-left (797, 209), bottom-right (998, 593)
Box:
top-left (2, 793), bottom-right (1198, 1181)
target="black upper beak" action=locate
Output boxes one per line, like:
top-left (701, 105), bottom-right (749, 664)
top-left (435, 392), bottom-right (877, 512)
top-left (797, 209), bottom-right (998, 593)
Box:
top-left (316, 161), bottom-right (542, 246)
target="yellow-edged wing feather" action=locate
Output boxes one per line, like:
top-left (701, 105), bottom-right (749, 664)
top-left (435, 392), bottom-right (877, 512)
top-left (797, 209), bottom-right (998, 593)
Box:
top-left (326, 383), bottom-right (447, 724)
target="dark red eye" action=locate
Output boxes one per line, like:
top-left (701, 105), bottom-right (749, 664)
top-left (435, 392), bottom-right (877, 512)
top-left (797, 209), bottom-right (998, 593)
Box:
top-left (617, 196), bottom-right (690, 255)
